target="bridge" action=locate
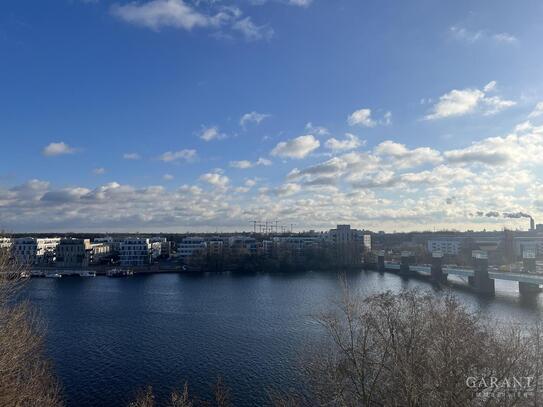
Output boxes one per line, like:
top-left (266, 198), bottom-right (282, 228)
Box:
top-left (374, 250), bottom-right (543, 296)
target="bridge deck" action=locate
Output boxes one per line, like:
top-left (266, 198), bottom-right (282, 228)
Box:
top-left (382, 263), bottom-right (543, 285)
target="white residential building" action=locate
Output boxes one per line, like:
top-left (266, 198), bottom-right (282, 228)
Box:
top-left (427, 238), bottom-right (463, 256)
top-left (90, 243), bottom-right (112, 264)
top-left (94, 237), bottom-right (122, 253)
top-left (119, 238), bottom-right (151, 267)
top-left (150, 241), bottom-right (162, 259)
top-left (12, 237), bottom-right (61, 265)
top-left (150, 237), bottom-right (172, 258)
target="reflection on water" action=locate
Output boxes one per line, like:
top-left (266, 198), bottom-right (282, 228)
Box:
top-left (23, 270), bottom-right (543, 406)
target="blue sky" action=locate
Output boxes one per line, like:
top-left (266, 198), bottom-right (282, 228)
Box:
top-left (1, 0), bottom-right (543, 232)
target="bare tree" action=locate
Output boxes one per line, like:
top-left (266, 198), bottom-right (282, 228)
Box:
top-left (128, 386), bottom-right (155, 407)
top-left (129, 378), bottom-right (231, 407)
top-left (169, 383), bottom-right (193, 407)
top-left (0, 250), bottom-right (63, 407)
top-left (288, 286), bottom-right (540, 407)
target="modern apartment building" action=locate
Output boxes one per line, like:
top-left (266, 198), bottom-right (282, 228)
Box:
top-left (150, 237), bottom-right (172, 259)
top-left (207, 238), bottom-right (224, 257)
top-left (327, 225), bottom-right (370, 266)
top-left (119, 238), bottom-right (151, 267)
top-left (11, 237), bottom-right (61, 265)
top-left (178, 237), bottom-right (207, 261)
top-left (56, 238), bottom-right (92, 268)
top-left (90, 242), bottom-right (112, 264)
top-left (228, 236), bottom-right (257, 257)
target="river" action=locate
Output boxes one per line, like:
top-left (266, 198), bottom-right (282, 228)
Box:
top-left (22, 270), bottom-right (543, 406)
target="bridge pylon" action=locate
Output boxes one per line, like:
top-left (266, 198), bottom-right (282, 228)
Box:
top-left (520, 249), bottom-right (542, 294)
top-left (472, 251), bottom-right (495, 296)
top-left (400, 251), bottom-right (414, 277)
top-left (377, 250), bottom-right (385, 273)
top-left (431, 251), bottom-right (446, 285)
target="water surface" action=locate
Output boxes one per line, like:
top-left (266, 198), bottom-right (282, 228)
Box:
top-left (23, 270), bottom-right (543, 406)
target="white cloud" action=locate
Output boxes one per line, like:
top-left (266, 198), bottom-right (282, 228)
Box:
top-left (528, 102), bottom-right (543, 119)
top-left (250, 0), bottom-right (313, 6)
top-left (373, 141), bottom-right (442, 169)
top-left (229, 160), bottom-right (253, 169)
top-left (325, 133), bottom-right (364, 151)
top-left (481, 96), bottom-right (516, 116)
top-left (199, 172), bottom-right (230, 189)
top-left (123, 152), bottom-right (141, 160)
top-left (275, 182), bottom-right (301, 196)
top-left (305, 122), bottom-right (330, 136)
top-left (229, 157), bottom-right (272, 169)
top-left (382, 111), bottom-right (392, 126)
top-left (111, 0), bottom-right (223, 31)
top-left (271, 135), bottom-right (320, 159)
top-left (159, 149), bottom-right (197, 162)
top-left (287, 0), bottom-right (312, 6)
top-left (240, 111), bottom-right (270, 128)
top-left (232, 17), bottom-right (274, 41)
top-left (93, 167), bottom-right (106, 175)
top-left (163, 173), bottom-right (174, 181)
top-left (443, 127), bottom-right (543, 166)
top-left (449, 26), bottom-right (483, 43)
top-left (425, 88), bottom-right (484, 120)
top-left (199, 126), bottom-right (226, 141)
top-left (450, 25), bottom-right (517, 45)
top-left (348, 108), bottom-right (376, 127)
top-left (42, 142), bottom-right (76, 157)
top-left (111, 0), bottom-right (273, 42)
top-left (425, 81), bottom-right (515, 120)
top-left (244, 178), bottom-right (257, 187)
top-left (256, 157), bottom-right (272, 166)
top-left (7, 118), bottom-right (543, 232)
top-left (483, 80), bottom-right (497, 92)
top-left (493, 32), bottom-right (518, 44)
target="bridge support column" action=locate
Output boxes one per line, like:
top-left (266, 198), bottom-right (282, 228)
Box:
top-left (377, 251), bottom-right (385, 273)
top-left (472, 251), bottom-right (494, 296)
top-left (519, 249), bottom-right (542, 294)
top-left (431, 251), bottom-right (446, 284)
top-left (400, 251), bottom-right (412, 277)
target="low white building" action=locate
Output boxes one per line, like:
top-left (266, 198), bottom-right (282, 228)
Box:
top-left (427, 238), bottom-right (463, 256)
top-left (512, 237), bottom-right (543, 258)
top-left (12, 237), bottom-right (61, 265)
top-left (119, 238), bottom-right (151, 267)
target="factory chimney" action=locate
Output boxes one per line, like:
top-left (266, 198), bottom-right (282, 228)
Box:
top-left (530, 216), bottom-right (535, 231)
